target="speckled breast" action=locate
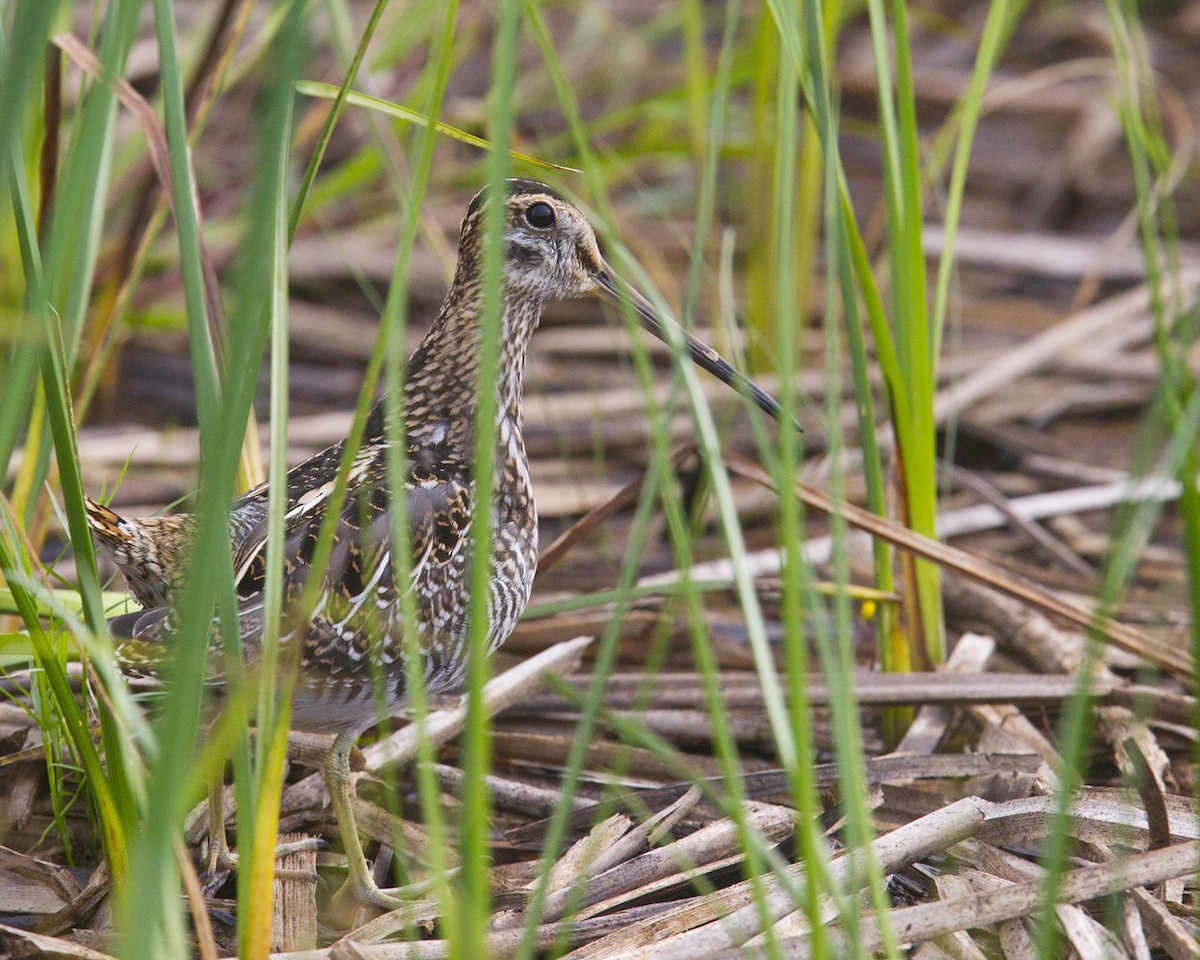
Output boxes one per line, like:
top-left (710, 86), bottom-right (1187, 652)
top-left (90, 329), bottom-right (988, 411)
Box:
top-left (415, 429), bottom-right (538, 694)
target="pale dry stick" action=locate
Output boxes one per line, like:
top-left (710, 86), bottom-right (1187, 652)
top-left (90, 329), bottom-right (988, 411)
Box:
top-left (558, 844), bottom-right (836, 960)
top-left (1050, 514), bottom-right (1184, 583)
top-left (929, 875), bottom-right (991, 960)
top-left (569, 847), bottom-right (805, 932)
top-left (580, 708), bottom-right (774, 752)
top-left (957, 842), bottom-right (1117, 960)
top-left (921, 224), bottom-right (1200, 282)
top-left (1120, 895), bottom-right (1155, 960)
top-left (1024, 453), bottom-right (1138, 487)
top-left (246, 903), bottom-right (690, 959)
top-left (940, 477), bottom-right (1184, 543)
top-left (504, 754), bottom-right (1039, 850)
top-left (940, 574), bottom-right (1104, 677)
top-left (725, 842), bottom-right (1200, 960)
top-left (1044, 351), bottom-right (1168, 386)
top-left (933, 268), bottom-right (1200, 429)
top-left (639, 474), bottom-right (1186, 588)
top-left (1102, 718), bottom-right (1176, 823)
top-left (0, 845), bottom-right (80, 907)
top-left (489, 812), bottom-right (640, 942)
top-left (519, 801), bottom-right (794, 930)
top-left (1128, 886), bottom-right (1200, 960)
top-left (542, 813), bottom-right (635, 896)
top-left (938, 586), bottom-right (1070, 787)
top-left (555, 867), bottom-right (785, 959)
top-left (599, 797), bottom-right (991, 960)
top-left (277, 635), bottom-right (594, 817)
top-left (997, 917), bottom-right (1038, 960)
top-left (432, 763), bottom-right (592, 819)
top-left (726, 455), bottom-right (1189, 676)
top-left (969, 700), bottom-right (1060, 791)
top-left (893, 632), bottom-right (995, 756)
top-left (1084, 840), bottom-right (1192, 959)
top-left (978, 792), bottom-right (1200, 850)
top-left (533, 672), bottom-right (1194, 726)
top-left (588, 787), bottom-right (704, 884)
top-left (31, 862), bottom-right (110, 940)
top-left (769, 792), bottom-right (1161, 956)
top-left (366, 634), bottom-right (594, 772)
top-left (490, 726), bottom-right (731, 781)
top-left (333, 899), bottom-right (441, 949)
top-left (272, 832), bottom-right (319, 952)
top-left (964, 867), bottom-right (1131, 959)
top-left (1025, 380), bottom-right (1153, 429)
top-left (0, 926), bottom-right (116, 960)
top-left (910, 943), bottom-right (958, 960)
top-left (944, 465), bottom-right (1094, 578)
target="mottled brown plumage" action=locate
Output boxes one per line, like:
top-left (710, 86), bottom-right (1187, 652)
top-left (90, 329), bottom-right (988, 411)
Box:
top-left (89, 179), bottom-right (789, 909)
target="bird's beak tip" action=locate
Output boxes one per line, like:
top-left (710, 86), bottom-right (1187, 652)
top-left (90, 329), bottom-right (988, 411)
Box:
top-left (586, 261), bottom-right (799, 430)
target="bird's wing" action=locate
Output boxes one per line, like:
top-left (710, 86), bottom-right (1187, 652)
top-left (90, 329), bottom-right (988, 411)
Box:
top-left (106, 460), bottom-right (473, 684)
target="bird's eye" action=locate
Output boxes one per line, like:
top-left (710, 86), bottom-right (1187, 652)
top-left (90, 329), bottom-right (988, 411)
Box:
top-left (525, 202), bottom-right (555, 229)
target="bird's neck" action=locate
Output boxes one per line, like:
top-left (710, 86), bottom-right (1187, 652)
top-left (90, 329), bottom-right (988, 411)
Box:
top-left (397, 279), bottom-right (545, 452)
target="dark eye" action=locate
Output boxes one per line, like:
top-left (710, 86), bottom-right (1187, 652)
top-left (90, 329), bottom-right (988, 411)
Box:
top-left (525, 202), bottom-right (555, 229)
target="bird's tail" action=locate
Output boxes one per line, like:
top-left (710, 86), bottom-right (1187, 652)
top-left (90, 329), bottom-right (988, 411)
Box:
top-left (84, 497), bottom-right (192, 608)
top-left (84, 496), bottom-right (138, 559)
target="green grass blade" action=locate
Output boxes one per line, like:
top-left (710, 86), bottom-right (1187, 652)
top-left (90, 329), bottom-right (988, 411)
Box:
top-left (1033, 2), bottom-right (1200, 954)
top-left (928, 0), bottom-right (1026, 359)
top-left (235, 9), bottom-right (308, 957)
top-left (295, 80), bottom-right (580, 173)
top-left (1, 17), bottom-right (136, 883)
top-left (378, 0), bottom-right (463, 930)
top-left (765, 14), bottom-right (838, 955)
top-left (287, 0), bottom-right (389, 241)
top-left (114, 0), bottom-right (283, 951)
top-left (459, 0), bottom-right (522, 949)
top-left (520, 6), bottom-right (815, 954)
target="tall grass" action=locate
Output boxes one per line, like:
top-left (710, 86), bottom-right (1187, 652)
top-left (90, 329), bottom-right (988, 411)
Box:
top-left (1031, 4), bottom-right (1200, 956)
top-left (0, 2), bottom-right (1194, 959)
top-left (2, 0), bottom-right (139, 896)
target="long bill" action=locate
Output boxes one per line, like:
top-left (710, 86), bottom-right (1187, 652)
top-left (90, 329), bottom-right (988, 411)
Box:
top-left (591, 263), bottom-right (800, 430)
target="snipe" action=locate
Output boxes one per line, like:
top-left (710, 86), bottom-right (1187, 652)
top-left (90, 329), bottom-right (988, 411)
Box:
top-left (88, 179), bottom-right (790, 909)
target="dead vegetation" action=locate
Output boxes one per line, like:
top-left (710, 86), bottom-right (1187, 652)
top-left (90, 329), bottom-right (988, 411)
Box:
top-left (2, 0), bottom-right (1200, 957)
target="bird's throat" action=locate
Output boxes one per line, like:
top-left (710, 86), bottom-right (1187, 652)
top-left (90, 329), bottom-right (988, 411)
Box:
top-left (399, 289), bottom-right (545, 455)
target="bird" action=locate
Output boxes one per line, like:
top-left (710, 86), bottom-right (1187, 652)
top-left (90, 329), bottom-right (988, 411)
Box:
top-left (87, 178), bottom-right (791, 909)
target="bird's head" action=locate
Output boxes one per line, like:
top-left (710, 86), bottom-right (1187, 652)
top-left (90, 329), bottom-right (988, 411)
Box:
top-left (459, 179), bottom-right (606, 302)
top-left (456, 179), bottom-right (797, 428)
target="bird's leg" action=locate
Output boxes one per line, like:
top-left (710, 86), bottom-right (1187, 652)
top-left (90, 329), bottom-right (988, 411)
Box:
top-left (325, 731), bottom-right (406, 910)
top-left (206, 778), bottom-right (236, 874)
top-left (204, 770), bottom-right (322, 876)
